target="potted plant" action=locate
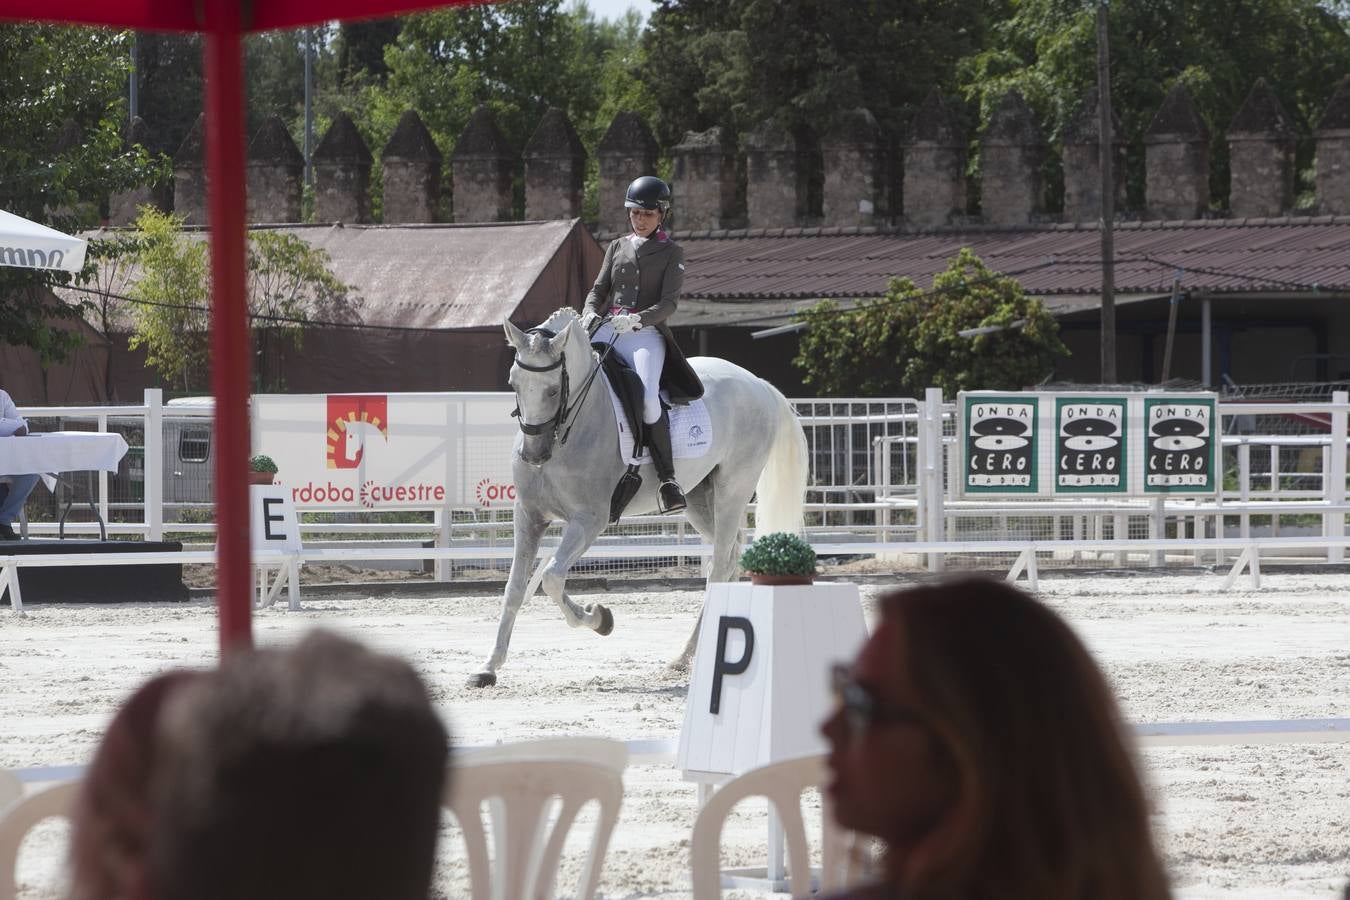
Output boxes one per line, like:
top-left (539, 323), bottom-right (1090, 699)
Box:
top-left (249, 453), bottom-right (278, 486)
top-left (740, 531), bottom-right (817, 586)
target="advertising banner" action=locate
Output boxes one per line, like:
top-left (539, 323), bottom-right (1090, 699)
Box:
top-left (962, 395), bottom-right (1039, 494)
top-left (1143, 396), bottom-right (1218, 493)
top-left (957, 391), bottom-right (1219, 498)
top-left (254, 392), bottom-right (518, 510)
top-left (1054, 397), bottom-right (1127, 493)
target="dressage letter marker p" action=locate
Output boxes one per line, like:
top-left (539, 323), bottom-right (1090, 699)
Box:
top-left (709, 616), bottom-right (754, 714)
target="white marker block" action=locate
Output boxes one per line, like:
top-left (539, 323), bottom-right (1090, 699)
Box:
top-left (677, 581), bottom-right (867, 779)
top-left (248, 484), bottom-right (302, 610)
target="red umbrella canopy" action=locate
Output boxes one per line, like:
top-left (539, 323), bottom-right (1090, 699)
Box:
top-left (0, 0), bottom-right (487, 31)
top-left (3, 0), bottom-right (492, 654)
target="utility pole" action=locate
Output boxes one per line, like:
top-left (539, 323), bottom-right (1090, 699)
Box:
top-left (1096, 0), bottom-right (1117, 383)
top-left (303, 26), bottom-right (315, 191)
top-left (130, 32), bottom-right (139, 122)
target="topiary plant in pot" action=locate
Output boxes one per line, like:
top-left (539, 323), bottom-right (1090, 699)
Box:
top-left (249, 453), bottom-right (278, 485)
top-left (740, 531), bottom-right (817, 585)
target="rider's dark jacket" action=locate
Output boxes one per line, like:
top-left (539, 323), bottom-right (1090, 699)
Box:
top-left (584, 230), bottom-right (703, 403)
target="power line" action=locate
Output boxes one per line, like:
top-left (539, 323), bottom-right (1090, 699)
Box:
top-left (49, 280), bottom-right (443, 335)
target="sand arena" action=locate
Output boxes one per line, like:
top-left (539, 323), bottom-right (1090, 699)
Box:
top-left (2, 571), bottom-right (1348, 898)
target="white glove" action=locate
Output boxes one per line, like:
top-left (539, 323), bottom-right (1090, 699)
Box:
top-left (611, 313), bottom-right (641, 334)
top-left (580, 310), bottom-right (600, 332)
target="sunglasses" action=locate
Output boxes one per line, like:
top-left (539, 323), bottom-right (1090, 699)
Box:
top-left (830, 663), bottom-right (926, 736)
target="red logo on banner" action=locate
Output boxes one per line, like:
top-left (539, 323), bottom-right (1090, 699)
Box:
top-left (326, 395), bottom-right (388, 469)
top-left (475, 477), bottom-right (516, 507)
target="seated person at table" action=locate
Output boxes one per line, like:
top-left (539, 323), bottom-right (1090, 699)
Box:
top-left (820, 577), bottom-right (1171, 900)
top-left (0, 388), bottom-right (38, 541)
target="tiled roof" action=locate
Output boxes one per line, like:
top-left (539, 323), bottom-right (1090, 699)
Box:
top-left (70, 220), bottom-right (593, 331)
top-left (674, 218), bottom-right (1350, 306)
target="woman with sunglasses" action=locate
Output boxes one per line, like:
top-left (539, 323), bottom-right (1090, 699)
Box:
top-left (821, 577), bottom-right (1171, 900)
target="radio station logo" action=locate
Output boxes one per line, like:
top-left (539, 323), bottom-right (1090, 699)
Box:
top-left (965, 398), bottom-right (1037, 491)
top-left (1146, 399), bottom-right (1214, 489)
top-left (1056, 400), bottom-right (1125, 490)
top-left (326, 395), bottom-right (389, 469)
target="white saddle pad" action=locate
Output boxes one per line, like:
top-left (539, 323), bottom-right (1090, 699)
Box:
top-left (602, 371), bottom-right (712, 466)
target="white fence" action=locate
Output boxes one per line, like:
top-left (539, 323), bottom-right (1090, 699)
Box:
top-left (9, 388), bottom-right (1349, 583)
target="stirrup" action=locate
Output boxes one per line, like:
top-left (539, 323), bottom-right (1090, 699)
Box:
top-left (658, 479), bottom-right (686, 514)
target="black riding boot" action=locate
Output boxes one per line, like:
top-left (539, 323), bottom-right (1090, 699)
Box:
top-left (647, 411), bottom-right (686, 514)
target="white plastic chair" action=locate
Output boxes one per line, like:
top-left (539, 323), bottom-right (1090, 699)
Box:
top-left (0, 772), bottom-right (22, 815)
top-left (0, 780), bottom-right (79, 900)
top-left (445, 739), bottom-right (627, 900)
top-left (457, 736), bottom-right (629, 774)
top-left (689, 753), bottom-right (871, 900)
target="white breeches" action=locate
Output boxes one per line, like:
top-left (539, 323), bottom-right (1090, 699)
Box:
top-left (594, 323), bottom-right (665, 424)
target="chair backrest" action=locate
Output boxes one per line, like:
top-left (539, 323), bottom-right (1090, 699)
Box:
top-left (0, 772), bottom-right (22, 815)
top-left (457, 736), bottom-right (629, 775)
top-left (689, 753), bottom-right (871, 900)
top-left (0, 780), bottom-right (79, 900)
top-left (445, 750), bottom-right (625, 900)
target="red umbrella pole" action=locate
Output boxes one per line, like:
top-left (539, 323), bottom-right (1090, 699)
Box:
top-left (203, 9), bottom-right (253, 655)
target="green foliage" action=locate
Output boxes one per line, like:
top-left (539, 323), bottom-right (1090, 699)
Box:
top-left (311, 1), bottom-right (648, 221)
top-left (641, 0), bottom-right (992, 150)
top-left (247, 231), bottom-right (360, 390)
top-left (793, 249), bottom-right (1069, 397)
top-left (126, 209), bottom-right (211, 393)
top-left (954, 0), bottom-right (1350, 211)
top-left (249, 454), bottom-right (279, 473)
top-left (740, 531), bottom-right (817, 576)
top-left (127, 212), bottom-right (358, 392)
top-left (0, 24), bottom-right (167, 361)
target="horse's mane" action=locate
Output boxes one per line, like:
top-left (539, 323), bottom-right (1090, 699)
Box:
top-left (539, 306), bottom-right (581, 334)
top-left (515, 307), bottom-right (586, 358)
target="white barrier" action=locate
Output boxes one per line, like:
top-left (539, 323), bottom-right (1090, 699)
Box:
top-left (5, 533), bottom-right (1350, 613)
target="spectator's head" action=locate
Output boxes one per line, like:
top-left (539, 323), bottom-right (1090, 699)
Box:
top-left (822, 577), bottom-right (1169, 900)
top-left (67, 671), bottom-right (204, 900)
top-left (147, 630), bottom-right (449, 900)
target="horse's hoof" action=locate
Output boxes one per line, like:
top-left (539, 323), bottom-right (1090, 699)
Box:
top-left (666, 655), bottom-right (692, 675)
top-left (596, 605), bottom-right (614, 636)
top-left (466, 671), bottom-right (497, 688)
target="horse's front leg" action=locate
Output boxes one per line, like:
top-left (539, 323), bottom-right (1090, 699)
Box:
top-left (541, 513), bottom-right (613, 635)
top-left (467, 505), bottom-right (549, 688)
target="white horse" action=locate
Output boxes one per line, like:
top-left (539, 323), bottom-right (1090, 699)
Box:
top-left (468, 308), bottom-right (808, 687)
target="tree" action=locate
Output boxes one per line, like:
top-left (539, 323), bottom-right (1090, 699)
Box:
top-left (310, 1), bottom-right (646, 220)
top-left (641, 0), bottom-right (994, 147)
top-left (126, 209), bottom-right (211, 393)
top-left (0, 24), bottom-right (166, 360)
top-left (126, 211), bottom-right (360, 392)
top-left (79, 232), bottom-right (145, 400)
top-left (954, 0), bottom-right (1350, 211)
top-left (246, 231), bottom-right (359, 391)
top-left (793, 248), bottom-right (1069, 397)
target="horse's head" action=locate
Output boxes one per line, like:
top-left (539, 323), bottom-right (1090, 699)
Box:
top-left (504, 313), bottom-right (582, 466)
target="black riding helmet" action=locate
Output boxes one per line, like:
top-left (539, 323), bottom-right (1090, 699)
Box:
top-left (624, 175), bottom-right (672, 214)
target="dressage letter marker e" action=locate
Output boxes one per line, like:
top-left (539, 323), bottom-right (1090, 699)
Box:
top-left (710, 616), bottom-right (754, 714)
top-left (262, 497), bottom-right (286, 541)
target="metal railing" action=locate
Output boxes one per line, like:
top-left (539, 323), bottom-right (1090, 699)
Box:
top-left (8, 388), bottom-right (1348, 580)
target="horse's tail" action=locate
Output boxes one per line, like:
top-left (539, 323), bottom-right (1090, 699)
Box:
top-left (753, 382), bottom-right (809, 536)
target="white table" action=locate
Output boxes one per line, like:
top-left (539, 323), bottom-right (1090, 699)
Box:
top-left (0, 432), bottom-right (130, 539)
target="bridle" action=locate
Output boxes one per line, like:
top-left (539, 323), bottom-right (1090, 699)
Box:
top-left (510, 324), bottom-right (616, 455)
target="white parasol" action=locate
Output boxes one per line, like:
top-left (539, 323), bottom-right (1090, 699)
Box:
top-left (0, 208), bottom-right (88, 273)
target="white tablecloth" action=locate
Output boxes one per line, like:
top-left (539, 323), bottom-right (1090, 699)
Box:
top-left (0, 432), bottom-right (130, 479)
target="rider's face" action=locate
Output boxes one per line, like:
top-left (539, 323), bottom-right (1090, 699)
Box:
top-left (629, 207), bottom-right (660, 237)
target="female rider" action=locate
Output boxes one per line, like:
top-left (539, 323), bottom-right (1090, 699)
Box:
top-left (582, 175), bottom-right (694, 514)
